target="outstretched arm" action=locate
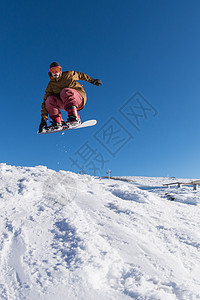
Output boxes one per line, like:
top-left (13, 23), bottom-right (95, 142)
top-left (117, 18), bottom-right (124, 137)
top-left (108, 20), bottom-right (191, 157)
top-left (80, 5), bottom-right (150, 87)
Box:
top-left (72, 71), bottom-right (103, 86)
top-left (41, 83), bottom-right (52, 118)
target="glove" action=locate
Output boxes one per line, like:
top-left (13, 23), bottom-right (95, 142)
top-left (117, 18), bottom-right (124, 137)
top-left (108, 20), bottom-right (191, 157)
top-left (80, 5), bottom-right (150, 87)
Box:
top-left (38, 117), bottom-right (47, 133)
top-left (92, 79), bottom-right (103, 86)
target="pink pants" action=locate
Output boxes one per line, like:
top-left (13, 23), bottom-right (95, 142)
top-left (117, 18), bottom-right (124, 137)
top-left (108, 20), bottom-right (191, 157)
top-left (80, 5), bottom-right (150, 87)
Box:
top-left (45, 88), bottom-right (84, 122)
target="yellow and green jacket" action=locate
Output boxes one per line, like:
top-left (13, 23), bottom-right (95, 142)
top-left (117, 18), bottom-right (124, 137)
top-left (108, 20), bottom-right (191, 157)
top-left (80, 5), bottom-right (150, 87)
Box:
top-left (41, 71), bottom-right (94, 118)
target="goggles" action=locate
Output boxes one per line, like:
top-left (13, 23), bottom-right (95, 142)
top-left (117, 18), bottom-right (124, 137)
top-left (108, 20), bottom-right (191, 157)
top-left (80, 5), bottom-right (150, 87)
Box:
top-left (50, 66), bottom-right (62, 73)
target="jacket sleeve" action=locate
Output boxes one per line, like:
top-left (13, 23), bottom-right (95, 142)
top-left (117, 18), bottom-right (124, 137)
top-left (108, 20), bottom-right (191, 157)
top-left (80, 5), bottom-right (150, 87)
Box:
top-left (72, 71), bottom-right (94, 84)
top-left (41, 82), bottom-right (51, 118)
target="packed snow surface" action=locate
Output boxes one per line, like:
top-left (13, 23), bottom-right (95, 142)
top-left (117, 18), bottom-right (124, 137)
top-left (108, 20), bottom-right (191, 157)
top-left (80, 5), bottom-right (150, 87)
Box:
top-left (0, 163), bottom-right (200, 299)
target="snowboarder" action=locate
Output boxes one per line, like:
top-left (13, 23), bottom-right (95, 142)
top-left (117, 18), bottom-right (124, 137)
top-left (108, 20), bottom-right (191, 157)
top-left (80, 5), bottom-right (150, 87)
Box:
top-left (38, 62), bottom-right (102, 133)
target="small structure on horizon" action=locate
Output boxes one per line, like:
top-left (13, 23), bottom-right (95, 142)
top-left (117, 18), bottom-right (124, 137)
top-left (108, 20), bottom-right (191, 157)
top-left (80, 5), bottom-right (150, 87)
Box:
top-left (163, 180), bottom-right (200, 190)
top-left (79, 169), bottom-right (85, 175)
top-left (106, 169), bottom-right (112, 179)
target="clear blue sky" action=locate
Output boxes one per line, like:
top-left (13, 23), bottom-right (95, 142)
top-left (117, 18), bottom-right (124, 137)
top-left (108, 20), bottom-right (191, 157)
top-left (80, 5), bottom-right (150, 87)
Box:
top-left (1, 0), bottom-right (200, 178)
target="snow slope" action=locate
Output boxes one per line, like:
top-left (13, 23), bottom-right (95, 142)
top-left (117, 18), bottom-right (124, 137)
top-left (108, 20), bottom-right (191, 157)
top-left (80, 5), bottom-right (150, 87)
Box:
top-left (0, 163), bottom-right (200, 300)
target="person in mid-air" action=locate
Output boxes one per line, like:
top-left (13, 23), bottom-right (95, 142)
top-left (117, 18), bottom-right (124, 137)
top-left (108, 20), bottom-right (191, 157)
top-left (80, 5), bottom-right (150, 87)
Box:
top-left (38, 62), bottom-right (102, 133)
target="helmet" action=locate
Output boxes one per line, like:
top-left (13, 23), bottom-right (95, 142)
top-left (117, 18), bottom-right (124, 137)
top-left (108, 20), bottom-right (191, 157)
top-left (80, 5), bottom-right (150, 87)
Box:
top-left (50, 62), bottom-right (61, 69)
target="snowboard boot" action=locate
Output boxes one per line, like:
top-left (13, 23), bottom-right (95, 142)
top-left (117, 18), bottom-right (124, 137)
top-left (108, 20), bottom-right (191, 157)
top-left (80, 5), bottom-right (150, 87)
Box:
top-left (66, 106), bottom-right (81, 127)
top-left (49, 121), bottom-right (62, 131)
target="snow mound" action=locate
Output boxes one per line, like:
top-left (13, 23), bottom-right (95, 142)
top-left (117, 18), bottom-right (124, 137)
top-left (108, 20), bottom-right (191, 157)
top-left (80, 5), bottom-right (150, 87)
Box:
top-left (0, 163), bottom-right (200, 299)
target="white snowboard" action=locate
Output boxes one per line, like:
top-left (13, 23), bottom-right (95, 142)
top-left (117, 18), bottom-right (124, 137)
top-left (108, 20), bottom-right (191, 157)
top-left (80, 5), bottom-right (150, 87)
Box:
top-left (38, 120), bottom-right (97, 134)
